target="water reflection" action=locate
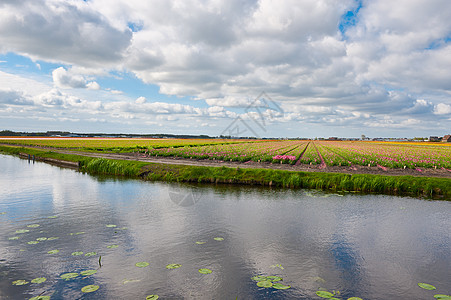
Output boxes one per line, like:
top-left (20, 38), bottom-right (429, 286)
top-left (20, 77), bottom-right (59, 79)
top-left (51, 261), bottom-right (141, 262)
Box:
top-left (0, 154), bottom-right (450, 300)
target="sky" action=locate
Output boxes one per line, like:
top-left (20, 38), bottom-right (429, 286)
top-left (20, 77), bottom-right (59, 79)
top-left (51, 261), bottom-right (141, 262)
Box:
top-left (0, 0), bottom-right (450, 138)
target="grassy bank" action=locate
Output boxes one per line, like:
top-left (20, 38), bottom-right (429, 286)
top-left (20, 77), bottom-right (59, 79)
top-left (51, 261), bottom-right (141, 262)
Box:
top-left (1, 145), bottom-right (450, 199)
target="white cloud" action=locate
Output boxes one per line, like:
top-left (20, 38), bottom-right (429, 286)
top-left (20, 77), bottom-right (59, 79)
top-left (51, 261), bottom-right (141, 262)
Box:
top-left (52, 67), bottom-right (101, 90)
top-left (86, 81), bottom-right (100, 90)
top-left (135, 96), bottom-right (146, 104)
top-left (434, 103), bottom-right (451, 115)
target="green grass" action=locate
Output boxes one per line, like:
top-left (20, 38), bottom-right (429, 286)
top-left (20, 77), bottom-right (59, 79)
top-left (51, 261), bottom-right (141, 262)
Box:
top-left (1, 145), bottom-right (450, 199)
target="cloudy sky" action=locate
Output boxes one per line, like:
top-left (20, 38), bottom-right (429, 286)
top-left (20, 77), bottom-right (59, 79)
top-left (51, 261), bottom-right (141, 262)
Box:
top-left (0, 0), bottom-right (450, 138)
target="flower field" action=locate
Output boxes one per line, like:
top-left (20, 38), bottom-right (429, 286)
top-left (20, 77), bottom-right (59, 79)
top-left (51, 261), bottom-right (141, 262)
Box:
top-left (1, 138), bottom-right (450, 169)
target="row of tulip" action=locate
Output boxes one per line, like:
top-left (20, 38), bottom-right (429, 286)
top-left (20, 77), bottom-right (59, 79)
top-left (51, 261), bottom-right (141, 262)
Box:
top-left (315, 141), bottom-right (451, 169)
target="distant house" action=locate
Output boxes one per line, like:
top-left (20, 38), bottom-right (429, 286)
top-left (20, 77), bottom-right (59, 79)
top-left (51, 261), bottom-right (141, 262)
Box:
top-left (442, 135), bottom-right (451, 142)
top-left (429, 136), bottom-right (440, 142)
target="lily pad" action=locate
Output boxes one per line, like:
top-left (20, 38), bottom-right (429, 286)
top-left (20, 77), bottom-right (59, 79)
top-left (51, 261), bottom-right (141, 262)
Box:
top-left (27, 224), bottom-right (40, 228)
top-left (347, 298), bottom-right (363, 300)
top-left (36, 237), bottom-right (47, 241)
top-left (434, 295), bottom-right (451, 300)
top-left (0, 212), bottom-right (6, 215)
top-left (47, 237), bottom-right (59, 241)
top-left (213, 237), bottom-right (224, 241)
top-left (106, 224), bottom-right (117, 228)
top-left (135, 262), bottom-right (149, 268)
top-left (47, 249), bottom-right (59, 254)
top-left (257, 280), bottom-right (273, 288)
top-left (166, 264), bottom-right (182, 269)
top-left (71, 251), bottom-right (83, 256)
top-left (418, 283), bottom-right (436, 290)
top-left (12, 279), bottom-right (28, 285)
top-left (29, 296), bottom-right (50, 300)
top-left (272, 283), bottom-right (291, 290)
top-left (85, 252), bottom-right (97, 257)
top-left (47, 215), bottom-right (58, 218)
top-left (251, 275), bottom-right (267, 281)
top-left (80, 270), bottom-right (97, 276)
top-left (16, 229), bottom-right (30, 234)
top-left (122, 279), bottom-right (141, 284)
top-left (198, 268), bottom-right (212, 274)
top-left (81, 284), bottom-right (99, 293)
top-left (31, 277), bottom-right (47, 284)
top-left (270, 264), bottom-right (284, 270)
top-left (196, 241), bottom-right (206, 245)
top-left (107, 245), bottom-right (119, 249)
top-left (27, 241), bottom-right (39, 245)
top-left (8, 236), bottom-right (20, 240)
top-left (266, 276), bottom-right (283, 282)
top-left (60, 273), bottom-right (79, 280)
top-left (316, 291), bottom-right (335, 298)
top-left (146, 295), bottom-right (159, 300)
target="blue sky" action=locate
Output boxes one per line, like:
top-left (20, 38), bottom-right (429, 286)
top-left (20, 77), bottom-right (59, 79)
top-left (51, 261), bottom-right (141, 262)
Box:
top-left (0, 0), bottom-right (450, 138)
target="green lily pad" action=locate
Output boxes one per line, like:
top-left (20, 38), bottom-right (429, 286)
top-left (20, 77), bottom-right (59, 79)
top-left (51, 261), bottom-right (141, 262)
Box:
top-left (31, 277), bottom-right (47, 284)
top-left (196, 241), bottom-right (206, 244)
top-left (166, 264), bottom-right (182, 269)
top-left (8, 236), bottom-right (20, 240)
top-left (106, 224), bottom-right (117, 228)
top-left (12, 279), bottom-right (29, 285)
top-left (47, 215), bottom-right (58, 218)
top-left (16, 229), bottom-right (30, 234)
top-left (213, 237), bottom-right (224, 241)
top-left (107, 245), bottom-right (119, 249)
top-left (146, 295), bottom-right (159, 300)
top-left (47, 237), bottom-right (59, 241)
top-left (257, 280), bottom-right (273, 288)
top-left (71, 251), bottom-right (83, 256)
top-left (272, 283), bottom-right (291, 290)
top-left (69, 232), bottom-right (85, 236)
top-left (81, 284), bottom-right (99, 293)
top-left (80, 270), bottom-right (97, 276)
top-left (316, 291), bottom-right (335, 298)
top-left (251, 275), bottom-right (267, 281)
top-left (418, 283), bottom-right (436, 290)
top-left (27, 224), bottom-right (40, 228)
top-left (266, 276), bottom-right (283, 282)
top-left (47, 249), bottom-right (59, 254)
top-left (29, 296), bottom-right (50, 300)
top-left (270, 264), bottom-right (284, 270)
top-left (27, 241), bottom-right (39, 245)
top-left (85, 252), bottom-right (97, 257)
top-left (434, 295), bottom-right (451, 300)
top-left (135, 262), bottom-right (149, 267)
top-left (0, 212), bottom-right (6, 215)
top-left (198, 268), bottom-right (212, 274)
top-left (61, 273), bottom-right (79, 280)
top-left (36, 237), bottom-right (47, 241)
top-left (347, 298), bottom-right (363, 300)
top-left (122, 279), bottom-right (141, 284)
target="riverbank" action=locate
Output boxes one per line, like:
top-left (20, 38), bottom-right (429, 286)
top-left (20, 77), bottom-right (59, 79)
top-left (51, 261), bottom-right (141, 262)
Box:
top-left (1, 145), bottom-right (450, 199)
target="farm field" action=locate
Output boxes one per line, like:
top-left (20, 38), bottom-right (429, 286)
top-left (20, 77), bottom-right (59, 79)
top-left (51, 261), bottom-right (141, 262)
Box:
top-left (1, 137), bottom-right (450, 170)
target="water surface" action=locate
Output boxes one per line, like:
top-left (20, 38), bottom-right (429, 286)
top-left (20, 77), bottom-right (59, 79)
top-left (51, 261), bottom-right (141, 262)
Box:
top-left (0, 154), bottom-right (450, 299)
